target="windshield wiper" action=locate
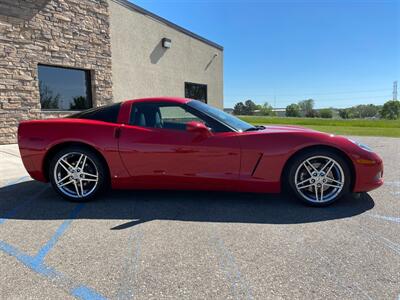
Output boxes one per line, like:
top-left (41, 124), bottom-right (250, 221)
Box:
top-left (245, 125), bottom-right (265, 132)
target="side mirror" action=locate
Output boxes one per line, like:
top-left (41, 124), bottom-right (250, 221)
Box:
top-left (186, 121), bottom-right (211, 136)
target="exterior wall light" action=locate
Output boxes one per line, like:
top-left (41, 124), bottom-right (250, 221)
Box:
top-left (162, 38), bottom-right (172, 49)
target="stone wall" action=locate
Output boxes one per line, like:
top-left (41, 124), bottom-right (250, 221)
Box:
top-left (0, 0), bottom-right (113, 144)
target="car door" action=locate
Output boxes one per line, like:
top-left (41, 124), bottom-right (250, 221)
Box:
top-left (118, 101), bottom-right (241, 190)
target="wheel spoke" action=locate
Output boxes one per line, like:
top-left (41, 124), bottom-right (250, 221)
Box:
top-left (80, 156), bottom-right (87, 171)
top-left (57, 174), bottom-right (71, 185)
top-left (79, 180), bottom-right (85, 197)
top-left (325, 161), bottom-right (335, 175)
top-left (76, 154), bottom-right (84, 169)
top-left (326, 177), bottom-right (343, 185)
top-left (320, 159), bottom-right (332, 172)
top-left (296, 177), bottom-right (312, 188)
top-left (302, 162), bottom-right (313, 176)
top-left (298, 183), bottom-right (315, 190)
top-left (59, 179), bottom-right (74, 188)
top-left (59, 159), bottom-right (73, 173)
top-left (314, 185), bottom-right (319, 201)
top-left (81, 178), bottom-right (97, 182)
top-left (305, 159), bottom-right (318, 173)
top-left (73, 181), bottom-right (81, 197)
top-left (320, 184), bottom-right (324, 200)
top-left (324, 182), bottom-right (342, 189)
top-left (82, 172), bottom-right (98, 179)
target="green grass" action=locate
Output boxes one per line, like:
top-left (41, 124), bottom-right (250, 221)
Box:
top-left (238, 116), bottom-right (400, 137)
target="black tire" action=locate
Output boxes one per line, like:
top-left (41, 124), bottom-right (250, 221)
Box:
top-left (49, 146), bottom-right (107, 202)
top-left (287, 149), bottom-right (351, 207)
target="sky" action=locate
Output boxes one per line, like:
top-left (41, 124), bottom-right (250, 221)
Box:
top-left (131, 0), bottom-right (400, 109)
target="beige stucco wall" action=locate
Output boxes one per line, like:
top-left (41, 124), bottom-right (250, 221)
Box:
top-left (108, 0), bottom-right (223, 108)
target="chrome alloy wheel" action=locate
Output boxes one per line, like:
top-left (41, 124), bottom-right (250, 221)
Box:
top-left (294, 155), bottom-right (345, 203)
top-left (53, 152), bottom-right (99, 199)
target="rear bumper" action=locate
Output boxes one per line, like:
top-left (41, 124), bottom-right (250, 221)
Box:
top-left (19, 147), bottom-right (47, 182)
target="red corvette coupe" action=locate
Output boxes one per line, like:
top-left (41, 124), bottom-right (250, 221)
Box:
top-left (18, 97), bottom-right (383, 206)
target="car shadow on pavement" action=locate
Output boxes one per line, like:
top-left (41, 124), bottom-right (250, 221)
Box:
top-left (0, 180), bottom-right (374, 229)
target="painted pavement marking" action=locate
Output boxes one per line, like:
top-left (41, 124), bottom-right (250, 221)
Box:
top-left (115, 198), bottom-right (143, 300)
top-left (0, 202), bottom-right (109, 299)
top-left (367, 214), bottom-right (400, 224)
top-left (209, 225), bottom-right (253, 300)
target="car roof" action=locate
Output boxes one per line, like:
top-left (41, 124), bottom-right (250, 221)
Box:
top-left (123, 97), bottom-right (191, 105)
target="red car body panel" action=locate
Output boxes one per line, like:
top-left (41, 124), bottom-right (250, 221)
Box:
top-left (18, 97), bottom-right (383, 194)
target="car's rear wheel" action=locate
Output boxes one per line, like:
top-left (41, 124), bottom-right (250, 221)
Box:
top-left (288, 149), bottom-right (351, 206)
top-left (49, 146), bottom-right (106, 202)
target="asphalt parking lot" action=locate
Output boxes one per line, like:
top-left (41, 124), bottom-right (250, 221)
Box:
top-left (0, 136), bottom-right (399, 300)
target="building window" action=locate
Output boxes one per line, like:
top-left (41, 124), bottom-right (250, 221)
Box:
top-left (38, 64), bottom-right (92, 111)
top-left (185, 82), bottom-right (207, 103)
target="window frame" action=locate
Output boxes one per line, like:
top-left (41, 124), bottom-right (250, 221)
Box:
top-left (184, 82), bottom-right (208, 104)
top-left (38, 64), bottom-right (93, 112)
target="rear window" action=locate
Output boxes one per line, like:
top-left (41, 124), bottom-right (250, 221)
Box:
top-left (67, 103), bottom-right (121, 123)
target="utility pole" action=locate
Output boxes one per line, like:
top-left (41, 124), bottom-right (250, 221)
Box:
top-left (394, 81), bottom-right (398, 101)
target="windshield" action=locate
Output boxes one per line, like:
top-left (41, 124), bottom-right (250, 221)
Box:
top-left (187, 100), bottom-right (254, 132)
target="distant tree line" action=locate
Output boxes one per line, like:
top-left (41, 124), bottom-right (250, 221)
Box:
top-left (233, 100), bottom-right (274, 116)
top-left (232, 98), bottom-right (400, 120)
top-left (336, 101), bottom-right (399, 120)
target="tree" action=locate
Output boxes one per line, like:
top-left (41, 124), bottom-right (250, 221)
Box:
top-left (339, 108), bottom-right (350, 119)
top-left (258, 102), bottom-right (274, 116)
top-left (285, 103), bottom-right (301, 117)
top-left (233, 102), bottom-right (246, 115)
top-left (338, 104), bottom-right (381, 119)
top-left (244, 100), bottom-right (257, 115)
top-left (298, 99), bottom-right (316, 117)
top-left (357, 104), bottom-right (380, 118)
top-left (70, 96), bottom-right (88, 110)
top-left (380, 100), bottom-right (400, 120)
top-left (39, 80), bottom-right (60, 109)
top-left (319, 108), bottom-right (333, 118)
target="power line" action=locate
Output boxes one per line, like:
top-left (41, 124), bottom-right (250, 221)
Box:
top-left (225, 88), bottom-right (391, 98)
top-left (227, 95), bottom-right (392, 104)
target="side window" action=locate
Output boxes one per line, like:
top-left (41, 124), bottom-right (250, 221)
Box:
top-left (159, 106), bottom-right (203, 131)
top-left (129, 102), bottom-right (231, 133)
top-left (68, 103), bottom-right (121, 123)
top-left (129, 102), bottom-right (204, 131)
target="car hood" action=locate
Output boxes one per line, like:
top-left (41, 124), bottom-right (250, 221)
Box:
top-left (260, 124), bottom-right (321, 133)
top-left (245, 124), bottom-right (336, 140)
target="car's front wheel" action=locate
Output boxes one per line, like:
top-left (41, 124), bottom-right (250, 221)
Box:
top-left (49, 146), bottom-right (107, 202)
top-left (288, 149), bottom-right (351, 206)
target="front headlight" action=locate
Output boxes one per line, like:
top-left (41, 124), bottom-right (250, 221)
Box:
top-left (347, 138), bottom-right (373, 152)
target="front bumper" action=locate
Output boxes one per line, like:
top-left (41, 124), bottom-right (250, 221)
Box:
top-left (353, 154), bottom-right (384, 193)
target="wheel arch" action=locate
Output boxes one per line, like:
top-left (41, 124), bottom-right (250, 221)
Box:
top-left (280, 144), bottom-right (356, 192)
top-left (43, 141), bottom-right (111, 183)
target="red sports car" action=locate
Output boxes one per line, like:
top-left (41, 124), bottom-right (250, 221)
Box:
top-left (18, 97), bottom-right (383, 206)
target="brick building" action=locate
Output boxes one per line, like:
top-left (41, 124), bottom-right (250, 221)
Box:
top-left (0, 0), bottom-right (223, 144)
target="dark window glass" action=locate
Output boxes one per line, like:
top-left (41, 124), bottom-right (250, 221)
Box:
top-left (38, 64), bottom-right (92, 110)
top-left (188, 100), bottom-right (253, 132)
top-left (129, 102), bottom-right (230, 132)
top-left (185, 82), bottom-right (207, 103)
top-left (67, 103), bottom-right (121, 123)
